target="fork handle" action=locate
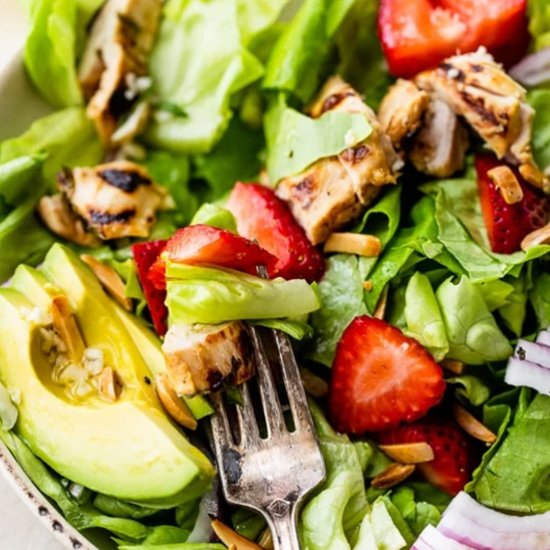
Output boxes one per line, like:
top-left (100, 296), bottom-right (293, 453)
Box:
top-left (264, 500), bottom-right (301, 550)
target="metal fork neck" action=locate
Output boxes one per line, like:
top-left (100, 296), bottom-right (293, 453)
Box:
top-left (263, 499), bottom-right (301, 550)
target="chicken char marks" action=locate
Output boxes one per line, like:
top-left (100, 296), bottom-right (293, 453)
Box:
top-left (276, 76), bottom-right (399, 245)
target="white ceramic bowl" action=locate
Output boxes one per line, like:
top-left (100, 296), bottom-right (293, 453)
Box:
top-left (0, 53), bottom-right (110, 550)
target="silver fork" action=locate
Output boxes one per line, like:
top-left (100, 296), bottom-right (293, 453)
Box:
top-left (209, 325), bottom-right (326, 550)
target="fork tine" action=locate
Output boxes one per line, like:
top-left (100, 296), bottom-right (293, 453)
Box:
top-left (249, 325), bottom-right (287, 437)
top-left (209, 391), bottom-right (233, 447)
top-left (274, 330), bottom-right (316, 435)
top-left (234, 382), bottom-right (259, 446)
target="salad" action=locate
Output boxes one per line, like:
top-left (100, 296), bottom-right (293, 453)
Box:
top-left (1, 0), bottom-right (550, 549)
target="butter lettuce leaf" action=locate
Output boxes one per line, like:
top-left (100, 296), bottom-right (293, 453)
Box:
top-left (446, 375), bottom-right (491, 406)
top-left (404, 272), bottom-right (448, 361)
top-left (435, 277), bottom-right (512, 365)
top-left (166, 264), bottom-right (320, 325)
top-left (147, 0), bottom-right (266, 154)
top-left (528, 0), bottom-right (550, 51)
top-left (265, 95), bottom-right (371, 183)
top-left (529, 90), bottom-right (550, 174)
top-left (190, 204), bottom-right (237, 232)
top-left (530, 272), bottom-right (550, 329)
top-left (307, 254), bottom-right (367, 367)
top-left (498, 274), bottom-right (528, 337)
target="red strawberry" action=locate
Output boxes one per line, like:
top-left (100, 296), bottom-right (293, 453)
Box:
top-left (148, 224), bottom-right (279, 290)
top-left (379, 416), bottom-right (477, 495)
top-left (476, 155), bottom-right (550, 254)
top-left (132, 240), bottom-right (168, 336)
top-left (226, 182), bottom-right (325, 282)
top-left (329, 316), bottom-right (446, 434)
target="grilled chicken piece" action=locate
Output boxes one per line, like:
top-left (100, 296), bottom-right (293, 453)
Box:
top-left (57, 160), bottom-right (169, 240)
top-left (276, 76), bottom-right (398, 245)
top-left (78, 0), bottom-right (162, 144)
top-left (409, 98), bottom-right (469, 178)
top-left (38, 195), bottom-right (101, 247)
top-left (378, 79), bottom-right (430, 150)
top-left (162, 322), bottom-right (255, 397)
top-left (415, 49), bottom-right (547, 189)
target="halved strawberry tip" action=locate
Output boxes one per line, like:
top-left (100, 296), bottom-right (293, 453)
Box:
top-left (329, 316), bottom-right (446, 434)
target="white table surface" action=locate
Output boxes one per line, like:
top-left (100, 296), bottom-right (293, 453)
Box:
top-left (0, 1), bottom-right (65, 548)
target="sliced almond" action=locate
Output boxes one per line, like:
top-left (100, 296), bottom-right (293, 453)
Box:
top-left (379, 442), bottom-right (434, 464)
top-left (299, 367), bottom-right (328, 398)
top-left (324, 233), bottom-right (382, 257)
top-left (487, 166), bottom-right (524, 204)
top-left (50, 296), bottom-right (86, 361)
top-left (155, 373), bottom-right (198, 430)
top-left (257, 528), bottom-right (274, 550)
top-left (211, 519), bottom-right (262, 550)
top-left (97, 367), bottom-right (121, 402)
top-left (519, 161), bottom-right (545, 190)
top-left (371, 463), bottom-right (416, 490)
top-left (80, 255), bottom-right (132, 311)
top-left (453, 402), bottom-right (497, 444)
top-left (373, 285), bottom-right (388, 320)
top-left (521, 222), bottom-right (550, 251)
top-left (363, 280), bottom-right (373, 292)
top-left (440, 358), bottom-right (465, 375)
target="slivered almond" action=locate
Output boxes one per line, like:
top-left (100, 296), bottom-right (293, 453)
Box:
top-left (453, 402), bottom-right (497, 444)
top-left (257, 528), bottom-right (274, 549)
top-left (155, 374), bottom-right (197, 430)
top-left (299, 367), bottom-right (328, 398)
top-left (440, 358), bottom-right (465, 375)
top-left (487, 166), bottom-right (524, 204)
top-left (371, 463), bottom-right (415, 490)
top-left (363, 280), bottom-right (373, 292)
top-left (80, 254), bottom-right (132, 311)
top-left (324, 233), bottom-right (382, 257)
top-left (521, 222), bottom-right (550, 250)
top-left (379, 442), bottom-right (434, 464)
top-left (519, 161), bottom-right (545, 190)
top-left (211, 519), bottom-right (262, 550)
top-left (50, 296), bottom-right (86, 361)
top-left (97, 367), bottom-right (121, 402)
top-left (373, 286), bottom-right (388, 320)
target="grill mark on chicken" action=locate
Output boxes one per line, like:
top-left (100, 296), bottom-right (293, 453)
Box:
top-left (458, 89), bottom-right (503, 127)
top-left (321, 91), bottom-right (355, 114)
top-left (88, 208), bottom-right (136, 225)
top-left (207, 370), bottom-right (225, 392)
top-left (341, 145), bottom-right (369, 164)
top-left (292, 176), bottom-right (317, 210)
top-left (99, 168), bottom-right (151, 192)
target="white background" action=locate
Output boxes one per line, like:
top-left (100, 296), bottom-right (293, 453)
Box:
top-left (0, 1), bottom-right (65, 547)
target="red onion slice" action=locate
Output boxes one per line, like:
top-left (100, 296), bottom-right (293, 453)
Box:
top-left (438, 492), bottom-right (550, 550)
top-left (514, 339), bottom-right (550, 369)
top-left (505, 357), bottom-right (550, 394)
top-left (537, 330), bottom-right (550, 347)
top-left (412, 525), bottom-right (475, 550)
top-left (509, 48), bottom-right (550, 87)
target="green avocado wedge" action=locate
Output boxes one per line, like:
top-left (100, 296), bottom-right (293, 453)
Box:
top-left (0, 244), bottom-right (214, 503)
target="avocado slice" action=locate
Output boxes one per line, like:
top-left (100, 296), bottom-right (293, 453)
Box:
top-left (0, 244), bottom-right (214, 503)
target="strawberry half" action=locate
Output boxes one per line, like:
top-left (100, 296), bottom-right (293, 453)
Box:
top-left (379, 416), bottom-right (477, 495)
top-left (148, 224), bottom-right (279, 290)
top-left (329, 316), bottom-right (446, 434)
top-left (476, 155), bottom-right (550, 254)
top-left (132, 240), bottom-right (168, 336)
top-left (226, 182), bottom-right (325, 282)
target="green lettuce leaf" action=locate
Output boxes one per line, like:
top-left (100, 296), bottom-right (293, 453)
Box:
top-left (263, 0), bottom-right (354, 103)
top-left (528, 0), bottom-right (550, 51)
top-left (147, 0), bottom-right (265, 153)
top-left (498, 274), bottom-right (528, 337)
top-left (307, 254), bottom-right (367, 367)
top-left (446, 375), bottom-right (491, 406)
top-left (0, 155), bottom-right (46, 208)
top-left (190, 204), bottom-right (237, 232)
top-left (530, 271), bottom-right (550, 329)
top-left (404, 272), bottom-right (448, 361)
top-left (529, 90), bottom-right (550, 174)
top-left (118, 545), bottom-right (225, 550)
top-left (476, 279), bottom-right (514, 312)
top-left (0, 108), bottom-right (103, 183)
top-left (435, 277), bottom-right (513, 364)
top-left (265, 94), bottom-right (371, 183)
top-left (24, 0), bottom-right (103, 107)
top-left (166, 264), bottom-right (320, 325)
top-left (473, 394), bottom-right (550, 513)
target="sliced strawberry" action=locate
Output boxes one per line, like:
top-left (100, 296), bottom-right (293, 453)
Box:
top-left (329, 316), bottom-right (446, 434)
top-left (226, 183), bottom-right (325, 282)
top-left (378, 0), bottom-right (528, 78)
top-left (379, 416), bottom-right (477, 495)
top-left (132, 240), bottom-right (168, 336)
top-left (475, 155), bottom-right (550, 254)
